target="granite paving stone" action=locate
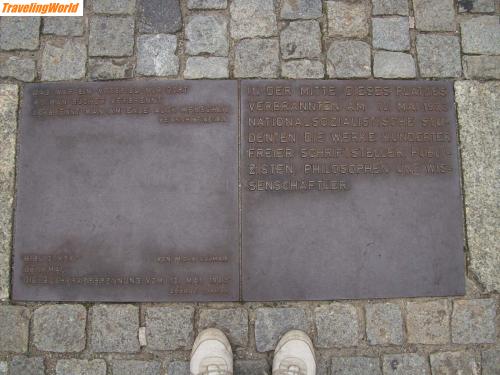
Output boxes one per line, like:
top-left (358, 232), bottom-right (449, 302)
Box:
top-left (372, 17), bottom-right (410, 51)
top-left (10, 356), bottom-right (45, 375)
top-left (280, 0), bottom-right (323, 19)
top-left (330, 357), bottom-right (381, 375)
top-left (413, 0), bottom-right (455, 31)
top-left (455, 82), bottom-right (500, 292)
top-left (111, 360), bottom-right (161, 375)
top-left (41, 39), bottom-right (87, 81)
top-left (230, 0), bottom-right (277, 39)
top-left (184, 57), bottom-right (229, 79)
top-left (43, 17), bottom-right (84, 36)
top-left (137, 34), bottom-right (178, 77)
top-left (234, 359), bottom-right (270, 375)
top-left (89, 16), bottom-right (135, 57)
top-left (373, 0), bottom-right (409, 15)
top-left (459, 0), bottom-right (495, 12)
top-left (198, 308), bottom-right (248, 347)
top-left (281, 60), bottom-right (325, 79)
top-left (0, 306), bottom-right (29, 352)
top-left (461, 16), bottom-right (500, 55)
top-left (93, 0), bottom-right (136, 14)
top-left (0, 84), bottom-right (18, 300)
top-left (255, 307), bottom-right (309, 352)
top-left (137, 0), bottom-right (182, 33)
top-left (88, 58), bottom-right (134, 80)
top-left (315, 304), bottom-right (361, 348)
top-left (280, 20), bottom-right (321, 59)
top-left (365, 303), bottom-right (403, 345)
top-left (373, 51), bottom-right (415, 78)
top-left (482, 348), bottom-right (500, 375)
top-left (430, 351), bottom-right (480, 375)
top-left (326, 40), bottom-right (371, 78)
top-left (185, 15), bottom-right (228, 56)
top-left (234, 38), bottom-right (279, 78)
top-left (187, 0), bottom-right (227, 9)
top-left (33, 304), bottom-right (86, 352)
top-left (166, 361), bottom-right (189, 375)
top-left (327, 1), bottom-right (370, 38)
top-left (145, 306), bottom-right (195, 350)
top-left (451, 299), bottom-right (496, 344)
top-left (406, 300), bottom-right (450, 344)
top-left (416, 34), bottom-right (461, 77)
top-left (382, 354), bottom-right (430, 375)
top-left (90, 304), bottom-right (140, 353)
top-left (56, 359), bottom-right (107, 375)
top-left (463, 55), bottom-right (500, 80)
top-left (0, 17), bottom-right (40, 50)
top-left (0, 56), bottom-right (35, 81)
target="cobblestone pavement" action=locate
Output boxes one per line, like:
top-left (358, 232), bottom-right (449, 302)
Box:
top-left (0, 0), bottom-right (499, 374)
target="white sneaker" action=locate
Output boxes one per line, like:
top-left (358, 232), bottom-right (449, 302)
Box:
top-left (190, 328), bottom-right (233, 375)
top-left (272, 330), bottom-right (316, 375)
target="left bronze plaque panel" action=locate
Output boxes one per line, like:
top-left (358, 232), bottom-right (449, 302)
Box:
top-left (13, 81), bottom-right (239, 302)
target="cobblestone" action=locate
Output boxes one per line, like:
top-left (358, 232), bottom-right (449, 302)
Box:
top-left (234, 359), bottom-right (270, 374)
top-left (327, 1), bottom-right (370, 38)
top-left (89, 16), bottom-right (135, 57)
top-left (166, 361), bottom-right (189, 375)
top-left (137, 0), bottom-right (182, 33)
top-left (198, 308), bottom-right (248, 347)
top-left (281, 20), bottom-right (321, 59)
top-left (282, 60), bottom-right (324, 79)
top-left (459, 0), bottom-right (495, 12)
top-left (0, 306), bottom-right (29, 353)
top-left (41, 40), bottom-right (87, 81)
top-left (187, 0), bottom-right (227, 9)
top-left (55, 359), bottom-right (107, 375)
top-left (461, 16), bottom-right (500, 55)
top-left (365, 303), bottom-right (403, 345)
top-left (230, 0), bottom-right (277, 39)
top-left (137, 34), bottom-right (178, 77)
top-left (10, 356), bottom-right (44, 375)
top-left (93, 0), bottom-right (136, 14)
top-left (90, 304), bottom-right (140, 353)
top-left (430, 351), bottom-right (480, 375)
top-left (0, 56), bottom-right (35, 81)
top-left (331, 357), bottom-right (381, 375)
top-left (234, 39), bottom-right (279, 78)
top-left (184, 57), bottom-right (229, 79)
top-left (42, 17), bottom-right (84, 36)
top-left (185, 15), bottom-right (228, 56)
top-left (416, 34), bottom-right (461, 78)
top-left (327, 40), bottom-right (371, 78)
top-left (451, 299), bottom-right (496, 344)
top-left (145, 306), bottom-right (194, 350)
top-left (413, 0), bottom-right (455, 31)
top-left (255, 307), bottom-right (309, 352)
top-left (315, 303), bottom-right (361, 348)
top-left (406, 300), bottom-right (450, 344)
top-left (382, 354), bottom-right (430, 375)
top-left (373, 51), bottom-right (415, 78)
top-left (482, 348), bottom-right (500, 375)
top-left (372, 17), bottom-right (410, 51)
top-left (88, 58), bottom-right (134, 80)
top-left (463, 56), bottom-right (500, 80)
top-left (280, 0), bottom-right (323, 19)
top-left (0, 17), bottom-right (40, 50)
top-left (33, 304), bottom-right (86, 352)
top-left (372, 0), bottom-right (408, 15)
top-left (111, 360), bottom-right (161, 375)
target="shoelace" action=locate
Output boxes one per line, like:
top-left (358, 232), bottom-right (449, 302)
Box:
top-left (274, 365), bottom-right (305, 375)
top-left (199, 365), bottom-right (232, 375)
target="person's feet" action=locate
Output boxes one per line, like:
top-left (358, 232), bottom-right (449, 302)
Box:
top-left (272, 330), bottom-right (316, 375)
top-left (190, 328), bottom-right (233, 375)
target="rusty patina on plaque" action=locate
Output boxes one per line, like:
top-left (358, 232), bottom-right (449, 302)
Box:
top-left (13, 81), bottom-right (239, 302)
top-left (241, 80), bottom-right (464, 300)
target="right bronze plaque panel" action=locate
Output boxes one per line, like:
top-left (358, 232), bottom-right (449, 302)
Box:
top-left (241, 80), bottom-right (465, 300)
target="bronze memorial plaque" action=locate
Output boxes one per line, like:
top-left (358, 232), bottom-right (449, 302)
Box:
top-left (13, 81), bottom-right (239, 301)
top-left (13, 79), bottom-right (464, 301)
top-left (241, 80), bottom-right (464, 300)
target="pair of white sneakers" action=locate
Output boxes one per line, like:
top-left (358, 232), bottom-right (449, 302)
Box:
top-left (190, 328), bottom-right (316, 375)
